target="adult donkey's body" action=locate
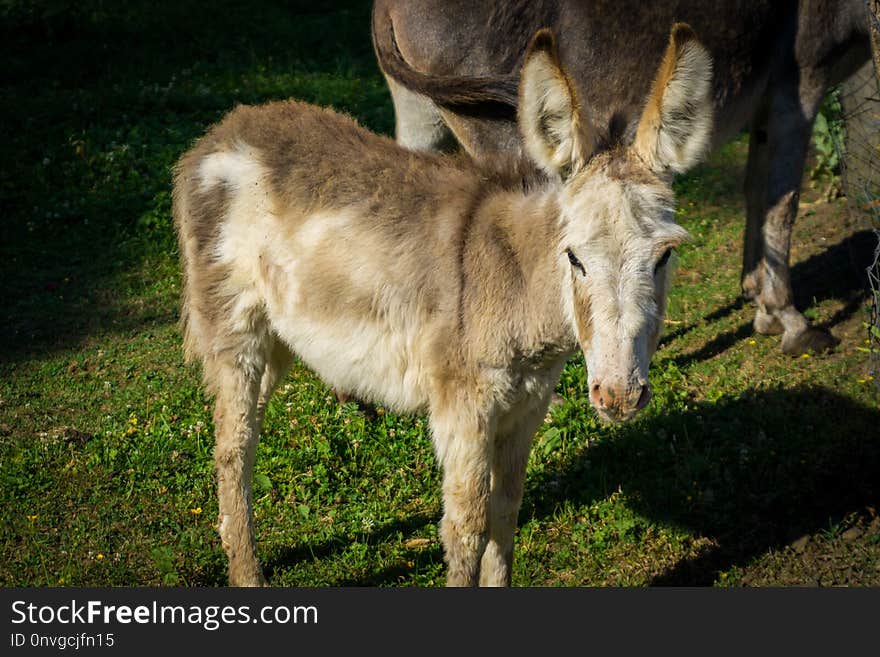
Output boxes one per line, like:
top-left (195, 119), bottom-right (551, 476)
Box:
top-left (372, 0), bottom-right (875, 355)
top-left (173, 26), bottom-right (712, 586)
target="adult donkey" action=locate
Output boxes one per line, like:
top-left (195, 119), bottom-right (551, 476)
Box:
top-left (173, 26), bottom-right (712, 586)
top-left (372, 0), bottom-right (876, 355)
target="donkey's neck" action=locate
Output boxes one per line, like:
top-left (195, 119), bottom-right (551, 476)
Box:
top-left (460, 187), bottom-right (578, 368)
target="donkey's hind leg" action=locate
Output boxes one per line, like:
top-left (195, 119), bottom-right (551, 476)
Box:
top-left (207, 327), bottom-right (273, 587)
top-left (741, 79), bottom-right (838, 354)
top-left (385, 75), bottom-right (456, 153)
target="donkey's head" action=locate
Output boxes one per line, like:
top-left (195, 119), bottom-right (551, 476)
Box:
top-left (519, 25), bottom-right (712, 423)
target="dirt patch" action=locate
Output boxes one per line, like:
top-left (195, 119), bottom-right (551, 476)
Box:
top-left (738, 508), bottom-right (880, 586)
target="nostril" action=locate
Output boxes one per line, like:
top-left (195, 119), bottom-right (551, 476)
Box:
top-left (590, 383), bottom-right (606, 408)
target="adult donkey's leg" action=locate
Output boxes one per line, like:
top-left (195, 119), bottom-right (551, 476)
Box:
top-left (742, 102), bottom-right (782, 335)
top-left (741, 77), bottom-right (839, 354)
top-left (386, 76), bottom-right (456, 153)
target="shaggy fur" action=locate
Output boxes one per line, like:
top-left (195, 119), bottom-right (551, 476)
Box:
top-left (173, 27), bottom-right (711, 587)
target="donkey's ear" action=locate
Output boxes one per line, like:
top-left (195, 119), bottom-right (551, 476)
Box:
top-left (633, 23), bottom-right (713, 175)
top-left (519, 29), bottom-right (597, 179)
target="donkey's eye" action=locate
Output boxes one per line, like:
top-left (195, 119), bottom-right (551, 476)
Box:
top-left (654, 248), bottom-right (672, 273)
top-left (567, 249), bottom-right (586, 277)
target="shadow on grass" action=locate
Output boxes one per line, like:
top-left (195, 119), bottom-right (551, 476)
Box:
top-left (662, 229), bottom-right (875, 368)
top-left (792, 228), bottom-right (878, 329)
top-left (261, 512), bottom-right (441, 586)
top-left (660, 297), bottom-right (746, 348)
top-left (521, 386), bottom-right (880, 586)
top-left (668, 320), bottom-right (754, 368)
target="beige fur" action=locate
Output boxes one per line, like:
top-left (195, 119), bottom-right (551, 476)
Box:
top-left (173, 28), bottom-right (711, 587)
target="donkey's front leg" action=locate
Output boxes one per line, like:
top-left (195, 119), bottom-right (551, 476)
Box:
top-left (479, 401), bottom-right (550, 586)
top-left (431, 409), bottom-right (493, 587)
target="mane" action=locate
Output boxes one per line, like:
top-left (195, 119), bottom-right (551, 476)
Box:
top-left (468, 152), bottom-right (553, 194)
top-left (448, 133), bottom-right (635, 196)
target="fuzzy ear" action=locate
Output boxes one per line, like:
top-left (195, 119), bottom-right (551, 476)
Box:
top-left (633, 23), bottom-right (714, 174)
top-left (519, 29), bottom-right (597, 178)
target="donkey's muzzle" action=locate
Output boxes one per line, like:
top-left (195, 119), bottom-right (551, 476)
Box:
top-left (589, 381), bottom-right (651, 423)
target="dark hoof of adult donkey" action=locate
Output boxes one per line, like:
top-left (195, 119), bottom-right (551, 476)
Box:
top-left (752, 307), bottom-right (838, 354)
top-left (780, 327), bottom-right (840, 355)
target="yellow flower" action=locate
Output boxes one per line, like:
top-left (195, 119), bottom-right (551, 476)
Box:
top-left (748, 339), bottom-right (756, 346)
top-left (96, 553), bottom-right (104, 561)
top-left (800, 353), bottom-right (810, 359)
top-left (190, 507), bottom-right (202, 515)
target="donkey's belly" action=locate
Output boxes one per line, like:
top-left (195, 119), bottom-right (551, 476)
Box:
top-left (270, 308), bottom-right (432, 413)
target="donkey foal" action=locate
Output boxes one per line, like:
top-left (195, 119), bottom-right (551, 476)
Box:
top-left (173, 26), bottom-right (713, 586)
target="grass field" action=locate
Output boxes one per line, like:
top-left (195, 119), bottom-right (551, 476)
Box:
top-left (1, 1), bottom-right (878, 587)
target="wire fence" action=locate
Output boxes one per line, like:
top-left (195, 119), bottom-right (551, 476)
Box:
top-left (836, 1), bottom-right (880, 383)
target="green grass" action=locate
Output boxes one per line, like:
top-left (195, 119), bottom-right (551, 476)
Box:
top-left (1, 1), bottom-right (878, 587)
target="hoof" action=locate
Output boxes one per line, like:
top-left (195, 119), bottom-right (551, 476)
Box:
top-left (333, 388), bottom-right (351, 404)
top-left (753, 310), bottom-right (784, 336)
top-left (230, 575), bottom-right (268, 587)
top-left (334, 389), bottom-right (377, 419)
top-left (229, 566), bottom-right (268, 587)
top-left (781, 327), bottom-right (839, 355)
